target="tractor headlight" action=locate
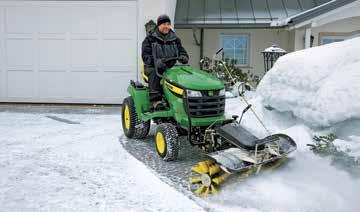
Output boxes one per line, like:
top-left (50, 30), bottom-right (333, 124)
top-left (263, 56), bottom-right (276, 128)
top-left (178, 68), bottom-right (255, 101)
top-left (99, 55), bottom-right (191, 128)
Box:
top-left (219, 88), bottom-right (225, 96)
top-left (186, 90), bottom-right (202, 97)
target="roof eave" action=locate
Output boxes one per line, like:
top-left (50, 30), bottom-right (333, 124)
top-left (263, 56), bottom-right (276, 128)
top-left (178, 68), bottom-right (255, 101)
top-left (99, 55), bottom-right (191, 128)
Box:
top-left (277, 0), bottom-right (357, 29)
top-left (174, 23), bottom-right (284, 29)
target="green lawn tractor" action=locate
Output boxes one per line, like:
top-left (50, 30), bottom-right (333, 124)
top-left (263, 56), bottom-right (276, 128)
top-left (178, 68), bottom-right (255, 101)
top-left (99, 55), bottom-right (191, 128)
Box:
top-left (121, 50), bottom-right (297, 196)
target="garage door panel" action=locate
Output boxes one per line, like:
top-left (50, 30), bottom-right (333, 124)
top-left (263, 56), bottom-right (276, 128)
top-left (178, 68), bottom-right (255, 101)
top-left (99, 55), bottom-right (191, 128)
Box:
top-left (0, 70), bottom-right (4, 100)
top-left (5, 7), bottom-right (37, 34)
top-left (7, 70), bottom-right (34, 98)
top-left (70, 72), bottom-right (103, 98)
top-left (6, 39), bottom-right (33, 67)
top-left (39, 6), bottom-right (70, 34)
top-left (102, 6), bottom-right (137, 35)
top-left (103, 72), bottom-right (133, 98)
top-left (38, 71), bottom-right (68, 98)
top-left (70, 7), bottom-right (98, 34)
top-left (39, 39), bottom-right (66, 68)
top-left (103, 39), bottom-right (136, 67)
top-left (0, 7), bottom-right (3, 33)
top-left (102, 66), bottom-right (134, 73)
top-left (71, 39), bottom-right (98, 66)
top-left (0, 8), bottom-right (3, 100)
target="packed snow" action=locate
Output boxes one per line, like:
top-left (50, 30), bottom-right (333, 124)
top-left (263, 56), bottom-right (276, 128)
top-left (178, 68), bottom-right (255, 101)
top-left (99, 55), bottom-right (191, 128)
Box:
top-left (0, 111), bottom-right (204, 212)
top-left (257, 37), bottom-right (360, 127)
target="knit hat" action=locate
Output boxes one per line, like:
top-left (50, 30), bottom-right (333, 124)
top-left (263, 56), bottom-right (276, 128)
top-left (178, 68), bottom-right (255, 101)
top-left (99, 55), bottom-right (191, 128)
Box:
top-left (157, 14), bottom-right (171, 26)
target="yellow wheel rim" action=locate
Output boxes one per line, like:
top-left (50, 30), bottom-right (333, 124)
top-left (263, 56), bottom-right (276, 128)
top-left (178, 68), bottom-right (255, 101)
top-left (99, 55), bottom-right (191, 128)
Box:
top-left (156, 132), bottom-right (166, 154)
top-left (124, 105), bottom-right (130, 130)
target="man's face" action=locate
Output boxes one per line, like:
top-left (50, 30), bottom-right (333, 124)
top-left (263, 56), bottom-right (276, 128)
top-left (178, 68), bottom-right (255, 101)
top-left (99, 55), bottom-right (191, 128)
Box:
top-left (158, 22), bottom-right (171, 34)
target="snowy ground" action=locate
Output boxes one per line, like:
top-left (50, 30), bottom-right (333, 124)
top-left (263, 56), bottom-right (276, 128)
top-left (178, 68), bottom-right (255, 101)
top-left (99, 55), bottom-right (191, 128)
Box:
top-left (1, 103), bottom-right (359, 212)
top-left (0, 106), bottom-right (204, 212)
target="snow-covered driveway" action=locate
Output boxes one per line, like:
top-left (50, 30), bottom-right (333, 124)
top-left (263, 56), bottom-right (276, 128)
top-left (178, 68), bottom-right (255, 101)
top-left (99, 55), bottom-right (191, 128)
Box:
top-left (0, 106), bottom-right (203, 212)
top-left (1, 102), bottom-right (359, 212)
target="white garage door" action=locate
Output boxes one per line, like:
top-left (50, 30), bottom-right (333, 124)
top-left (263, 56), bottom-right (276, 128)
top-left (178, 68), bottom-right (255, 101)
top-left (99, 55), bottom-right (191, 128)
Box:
top-left (0, 1), bottom-right (138, 104)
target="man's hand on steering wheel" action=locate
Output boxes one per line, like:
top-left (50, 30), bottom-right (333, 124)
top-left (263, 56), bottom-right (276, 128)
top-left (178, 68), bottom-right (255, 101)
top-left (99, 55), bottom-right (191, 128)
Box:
top-left (178, 55), bottom-right (189, 64)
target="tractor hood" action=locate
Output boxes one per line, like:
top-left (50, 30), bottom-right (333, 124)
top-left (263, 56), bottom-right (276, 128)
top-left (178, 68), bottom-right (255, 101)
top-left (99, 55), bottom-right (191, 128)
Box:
top-left (164, 65), bottom-right (224, 91)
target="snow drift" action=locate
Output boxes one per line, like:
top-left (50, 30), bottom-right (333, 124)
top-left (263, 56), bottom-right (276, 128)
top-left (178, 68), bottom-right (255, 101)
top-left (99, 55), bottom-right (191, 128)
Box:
top-left (257, 37), bottom-right (360, 127)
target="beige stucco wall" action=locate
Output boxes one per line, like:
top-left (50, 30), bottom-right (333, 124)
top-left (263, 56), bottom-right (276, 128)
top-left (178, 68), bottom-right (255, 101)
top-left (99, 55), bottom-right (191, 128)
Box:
top-left (293, 16), bottom-right (360, 51)
top-left (175, 28), bottom-right (293, 78)
top-left (173, 29), bottom-right (202, 70)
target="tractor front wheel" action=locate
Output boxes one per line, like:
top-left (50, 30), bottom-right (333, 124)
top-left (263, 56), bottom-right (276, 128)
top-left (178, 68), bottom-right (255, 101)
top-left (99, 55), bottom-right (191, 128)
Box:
top-left (122, 96), bottom-right (150, 139)
top-left (154, 123), bottom-right (179, 161)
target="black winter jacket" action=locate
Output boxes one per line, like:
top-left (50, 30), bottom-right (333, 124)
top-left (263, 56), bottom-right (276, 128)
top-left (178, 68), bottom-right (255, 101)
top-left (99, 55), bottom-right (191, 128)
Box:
top-left (141, 28), bottom-right (188, 72)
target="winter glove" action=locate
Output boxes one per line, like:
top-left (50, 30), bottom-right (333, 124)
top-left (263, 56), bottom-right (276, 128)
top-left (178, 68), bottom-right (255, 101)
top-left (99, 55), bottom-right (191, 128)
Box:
top-left (155, 58), bottom-right (167, 70)
top-left (178, 55), bottom-right (189, 64)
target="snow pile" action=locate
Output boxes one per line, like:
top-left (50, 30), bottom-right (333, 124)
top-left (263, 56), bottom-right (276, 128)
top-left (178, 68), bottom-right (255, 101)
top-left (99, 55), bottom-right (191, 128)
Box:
top-left (220, 39), bottom-right (360, 211)
top-left (224, 97), bottom-right (360, 212)
top-left (257, 37), bottom-right (360, 127)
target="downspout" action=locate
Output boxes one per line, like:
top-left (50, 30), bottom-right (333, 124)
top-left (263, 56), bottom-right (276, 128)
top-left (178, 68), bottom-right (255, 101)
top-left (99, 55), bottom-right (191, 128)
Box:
top-left (199, 28), bottom-right (204, 69)
top-left (192, 28), bottom-right (205, 69)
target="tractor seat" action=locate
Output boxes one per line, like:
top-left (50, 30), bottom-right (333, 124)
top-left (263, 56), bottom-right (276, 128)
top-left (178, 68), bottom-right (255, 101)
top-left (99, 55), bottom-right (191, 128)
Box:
top-left (141, 60), bottom-right (149, 83)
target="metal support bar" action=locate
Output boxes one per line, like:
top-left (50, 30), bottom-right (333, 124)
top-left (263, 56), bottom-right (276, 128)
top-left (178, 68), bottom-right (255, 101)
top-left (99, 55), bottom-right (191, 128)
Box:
top-left (200, 28), bottom-right (204, 69)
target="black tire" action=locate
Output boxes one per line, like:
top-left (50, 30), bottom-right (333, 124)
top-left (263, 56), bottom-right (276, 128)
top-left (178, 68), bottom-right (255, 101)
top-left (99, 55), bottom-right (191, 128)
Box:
top-left (154, 123), bottom-right (179, 161)
top-left (122, 96), bottom-right (150, 139)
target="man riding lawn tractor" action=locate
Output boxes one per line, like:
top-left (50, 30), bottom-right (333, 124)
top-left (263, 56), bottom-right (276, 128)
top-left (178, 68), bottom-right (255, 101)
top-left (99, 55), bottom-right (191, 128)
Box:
top-left (121, 15), bottom-right (297, 196)
top-left (141, 14), bottom-right (189, 110)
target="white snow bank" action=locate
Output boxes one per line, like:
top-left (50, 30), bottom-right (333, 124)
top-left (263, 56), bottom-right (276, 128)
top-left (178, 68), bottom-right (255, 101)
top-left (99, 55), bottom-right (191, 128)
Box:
top-left (334, 136), bottom-right (360, 157)
top-left (257, 37), bottom-right (360, 127)
top-left (226, 97), bottom-right (300, 138)
top-left (225, 98), bottom-right (360, 212)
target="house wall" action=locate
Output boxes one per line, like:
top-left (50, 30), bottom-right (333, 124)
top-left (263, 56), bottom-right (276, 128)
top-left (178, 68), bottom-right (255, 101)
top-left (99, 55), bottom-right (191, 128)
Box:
top-left (175, 28), bottom-right (292, 78)
top-left (312, 16), bottom-right (360, 46)
top-left (293, 29), bottom-right (305, 51)
top-left (293, 16), bottom-right (360, 51)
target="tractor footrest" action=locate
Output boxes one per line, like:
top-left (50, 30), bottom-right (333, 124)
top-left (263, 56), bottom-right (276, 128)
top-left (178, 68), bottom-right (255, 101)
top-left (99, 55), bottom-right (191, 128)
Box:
top-left (216, 123), bottom-right (266, 150)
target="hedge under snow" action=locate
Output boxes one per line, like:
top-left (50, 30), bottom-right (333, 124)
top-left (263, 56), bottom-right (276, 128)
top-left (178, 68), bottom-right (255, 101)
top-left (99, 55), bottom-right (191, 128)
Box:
top-left (257, 37), bottom-right (360, 127)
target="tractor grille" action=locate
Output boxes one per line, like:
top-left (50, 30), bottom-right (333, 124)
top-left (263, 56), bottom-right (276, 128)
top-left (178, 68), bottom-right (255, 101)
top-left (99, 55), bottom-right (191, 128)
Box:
top-left (186, 90), bottom-right (225, 117)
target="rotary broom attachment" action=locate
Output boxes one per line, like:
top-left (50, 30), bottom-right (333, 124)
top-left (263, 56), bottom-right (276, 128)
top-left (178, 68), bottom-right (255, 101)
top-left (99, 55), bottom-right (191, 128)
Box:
top-left (189, 160), bottom-right (229, 196)
top-left (189, 158), bottom-right (288, 197)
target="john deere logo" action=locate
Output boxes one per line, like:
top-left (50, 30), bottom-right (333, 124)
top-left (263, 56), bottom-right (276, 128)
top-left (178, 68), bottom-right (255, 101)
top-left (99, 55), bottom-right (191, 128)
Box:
top-left (208, 91), bottom-right (214, 96)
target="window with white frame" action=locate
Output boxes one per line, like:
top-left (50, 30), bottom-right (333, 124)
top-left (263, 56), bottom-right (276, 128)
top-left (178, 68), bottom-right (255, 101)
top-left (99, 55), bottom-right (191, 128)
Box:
top-left (320, 33), bottom-right (360, 45)
top-left (322, 35), bottom-right (346, 45)
top-left (220, 34), bottom-right (250, 65)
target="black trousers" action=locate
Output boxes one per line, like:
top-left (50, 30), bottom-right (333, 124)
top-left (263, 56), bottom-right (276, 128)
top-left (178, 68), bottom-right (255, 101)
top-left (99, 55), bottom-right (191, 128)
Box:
top-left (146, 67), bottom-right (163, 102)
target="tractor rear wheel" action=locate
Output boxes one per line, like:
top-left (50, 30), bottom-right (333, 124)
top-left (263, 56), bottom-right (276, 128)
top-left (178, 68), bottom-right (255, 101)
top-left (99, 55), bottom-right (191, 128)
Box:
top-left (154, 123), bottom-right (179, 161)
top-left (122, 96), bottom-right (150, 139)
